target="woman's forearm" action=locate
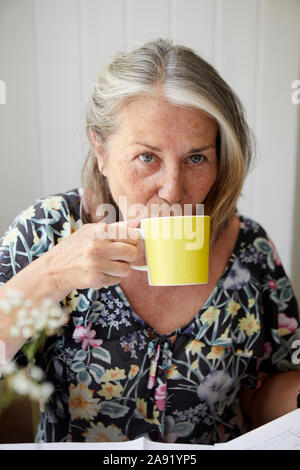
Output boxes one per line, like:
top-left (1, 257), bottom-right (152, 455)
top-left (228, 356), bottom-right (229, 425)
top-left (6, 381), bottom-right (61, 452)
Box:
top-left (247, 370), bottom-right (300, 428)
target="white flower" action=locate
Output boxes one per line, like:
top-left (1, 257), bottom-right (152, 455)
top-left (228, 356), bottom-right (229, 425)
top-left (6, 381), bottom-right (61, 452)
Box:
top-left (22, 327), bottom-right (33, 338)
top-left (9, 372), bottom-right (30, 395)
top-left (7, 369), bottom-right (54, 403)
top-left (39, 382), bottom-right (54, 402)
top-left (9, 326), bottom-right (20, 337)
top-left (23, 299), bottom-right (33, 309)
top-left (29, 384), bottom-right (41, 400)
top-left (29, 366), bottom-right (44, 381)
top-left (17, 308), bottom-right (28, 321)
top-left (0, 299), bottom-right (12, 314)
top-left (0, 361), bottom-right (17, 376)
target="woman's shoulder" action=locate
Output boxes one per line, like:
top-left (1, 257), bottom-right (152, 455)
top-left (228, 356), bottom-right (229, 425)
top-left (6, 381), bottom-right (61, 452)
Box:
top-left (13, 188), bottom-right (82, 229)
top-left (0, 188), bottom-right (83, 251)
top-left (235, 212), bottom-right (282, 267)
top-left (29, 188), bottom-right (81, 219)
top-left (237, 212), bottom-right (271, 242)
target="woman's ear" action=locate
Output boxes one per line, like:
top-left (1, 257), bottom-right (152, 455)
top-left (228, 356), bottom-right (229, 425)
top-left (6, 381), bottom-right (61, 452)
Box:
top-left (90, 130), bottom-right (107, 177)
top-left (97, 152), bottom-right (107, 176)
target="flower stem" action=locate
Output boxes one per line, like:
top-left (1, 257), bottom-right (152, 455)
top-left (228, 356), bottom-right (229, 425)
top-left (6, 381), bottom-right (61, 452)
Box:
top-left (31, 400), bottom-right (39, 441)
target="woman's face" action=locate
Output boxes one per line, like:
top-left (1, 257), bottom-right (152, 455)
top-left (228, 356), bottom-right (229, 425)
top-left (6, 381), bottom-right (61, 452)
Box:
top-left (96, 95), bottom-right (218, 220)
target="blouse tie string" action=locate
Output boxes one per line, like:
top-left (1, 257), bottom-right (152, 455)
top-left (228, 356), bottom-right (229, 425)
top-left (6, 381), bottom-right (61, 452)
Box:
top-left (145, 334), bottom-right (173, 420)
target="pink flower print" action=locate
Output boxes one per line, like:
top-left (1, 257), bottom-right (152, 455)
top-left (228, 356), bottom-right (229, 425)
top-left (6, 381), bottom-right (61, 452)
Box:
top-left (147, 344), bottom-right (160, 390)
top-left (154, 379), bottom-right (167, 411)
top-left (147, 374), bottom-right (156, 389)
top-left (257, 341), bottom-right (272, 367)
top-left (278, 313), bottom-right (298, 334)
top-left (72, 323), bottom-right (103, 350)
top-left (267, 280), bottom-right (276, 289)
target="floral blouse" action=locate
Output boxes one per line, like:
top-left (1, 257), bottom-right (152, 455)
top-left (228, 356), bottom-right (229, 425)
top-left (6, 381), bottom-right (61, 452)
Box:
top-left (0, 188), bottom-right (299, 445)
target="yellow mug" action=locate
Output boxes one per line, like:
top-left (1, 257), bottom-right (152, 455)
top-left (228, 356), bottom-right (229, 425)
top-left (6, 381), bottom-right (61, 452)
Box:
top-left (131, 215), bottom-right (210, 286)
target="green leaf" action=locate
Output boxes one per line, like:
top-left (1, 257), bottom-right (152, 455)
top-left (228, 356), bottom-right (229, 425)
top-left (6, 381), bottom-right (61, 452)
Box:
top-left (99, 401), bottom-right (130, 418)
top-left (74, 349), bottom-right (88, 362)
top-left (281, 287), bottom-right (293, 302)
top-left (89, 363), bottom-right (105, 384)
top-left (174, 421), bottom-right (195, 437)
top-left (91, 347), bottom-right (111, 364)
top-left (276, 278), bottom-right (289, 289)
top-left (88, 312), bottom-right (100, 323)
top-left (267, 251), bottom-right (275, 271)
top-left (77, 370), bottom-right (91, 386)
top-left (73, 316), bottom-right (83, 327)
top-left (253, 238), bottom-right (271, 255)
top-left (77, 294), bottom-right (90, 312)
top-left (21, 332), bottom-right (46, 360)
top-left (271, 346), bottom-right (289, 364)
top-left (71, 361), bottom-right (86, 372)
top-left (271, 328), bottom-right (280, 344)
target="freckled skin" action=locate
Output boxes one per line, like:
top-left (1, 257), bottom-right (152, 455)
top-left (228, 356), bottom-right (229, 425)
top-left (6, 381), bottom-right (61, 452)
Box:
top-left (95, 95), bottom-right (219, 221)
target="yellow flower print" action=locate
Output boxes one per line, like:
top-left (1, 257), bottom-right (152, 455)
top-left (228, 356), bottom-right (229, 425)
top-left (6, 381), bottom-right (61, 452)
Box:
top-left (69, 383), bottom-right (100, 421)
top-left (191, 359), bottom-right (198, 370)
top-left (234, 348), bottom-right (253, 357)
top-left (33, 229), bottom-right (40, 244)
top-left (62, 290), bottom-right (79, 313)
top-left (220, 327), bottom-right (230, 341)
top-left (200, 306), bottom-right (220, 326)
top-left (227, 300), bottom-right (241, 318)
top-left (83, 422), bottom-right (128, 442)
top-left (248, 298), bottom-right (255, 308)
top-left (58, 215), bottom-right (82, 242)
top-left (185, 339), bottom-right (205, 355)
top-left (19, 205), bottom-right (35, 222)
top-left (98, 382), bottom-right (123, 400)
top-left (166, 364), bottom-right (180, 380)
top-left (128, 364), bottom-right (139, 379)
top-left (2, 227), bottom-right (20, 246)
top-left (238, 313), bottom-right (261, 336)
top-left (207, 346), bottom-right (225, 360)
top-left (41, 196), bottom-right (63, 211)
top-left (136, 398), bottom-right (160, 425)
top-left (101, 367), bottom-right (126, 383)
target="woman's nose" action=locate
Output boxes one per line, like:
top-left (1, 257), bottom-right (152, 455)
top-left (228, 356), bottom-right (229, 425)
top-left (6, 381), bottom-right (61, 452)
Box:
top-left (157, 167), bottom-right (185, 205)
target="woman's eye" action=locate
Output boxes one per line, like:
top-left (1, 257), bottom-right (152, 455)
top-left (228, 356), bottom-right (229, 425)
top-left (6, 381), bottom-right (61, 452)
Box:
top-left (188, 154), bottom-right (205, 164)
top-left (138, 153), bottom-right (155, 163)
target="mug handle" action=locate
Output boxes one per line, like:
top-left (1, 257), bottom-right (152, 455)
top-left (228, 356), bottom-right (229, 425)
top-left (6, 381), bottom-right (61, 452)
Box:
top-left (130, 227), bottom-right (148, 271)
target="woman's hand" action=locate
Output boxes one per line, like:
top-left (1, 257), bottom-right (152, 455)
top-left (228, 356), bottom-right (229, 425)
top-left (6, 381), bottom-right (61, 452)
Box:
top-left (46, 219), bottom-right (141, 296)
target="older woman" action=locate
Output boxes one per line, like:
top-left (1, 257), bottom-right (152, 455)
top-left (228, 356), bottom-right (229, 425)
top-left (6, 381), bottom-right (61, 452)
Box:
top-left (0, 39), bottom-right (299, 444)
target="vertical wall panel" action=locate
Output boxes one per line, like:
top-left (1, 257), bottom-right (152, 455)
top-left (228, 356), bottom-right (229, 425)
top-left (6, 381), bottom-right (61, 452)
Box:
top-left (127, 0), bottom-right (169, 49)
top-left (78, 0), bottom-right (126, 168)
top-left (0, 0), bottom-right (40, 233)
top-left (81, 0), bottom-right (125, 103)
top-left (215, 0), bottom-right (260, 220)
top-left (255, 0), bottom-right (299, 275)
top-left (34, 0), bottom-right (83, 196)
top-left (170, 0), bottom-right (215, 62)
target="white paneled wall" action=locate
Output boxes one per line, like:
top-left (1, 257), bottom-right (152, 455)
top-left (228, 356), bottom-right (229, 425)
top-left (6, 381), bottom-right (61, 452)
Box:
top-left (0, 0), bottom-right (299, 298)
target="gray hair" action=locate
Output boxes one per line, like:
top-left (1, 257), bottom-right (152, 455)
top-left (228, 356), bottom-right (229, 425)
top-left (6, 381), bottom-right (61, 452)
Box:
top-left (82, 38), bottom-right (255, 242)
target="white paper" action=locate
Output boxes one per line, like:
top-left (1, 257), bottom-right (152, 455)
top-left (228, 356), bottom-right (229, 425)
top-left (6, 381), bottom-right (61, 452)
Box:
top-left (215, 409), bottom-right (300, 450)
top-left (0, 410), bottom-right (299, 450)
